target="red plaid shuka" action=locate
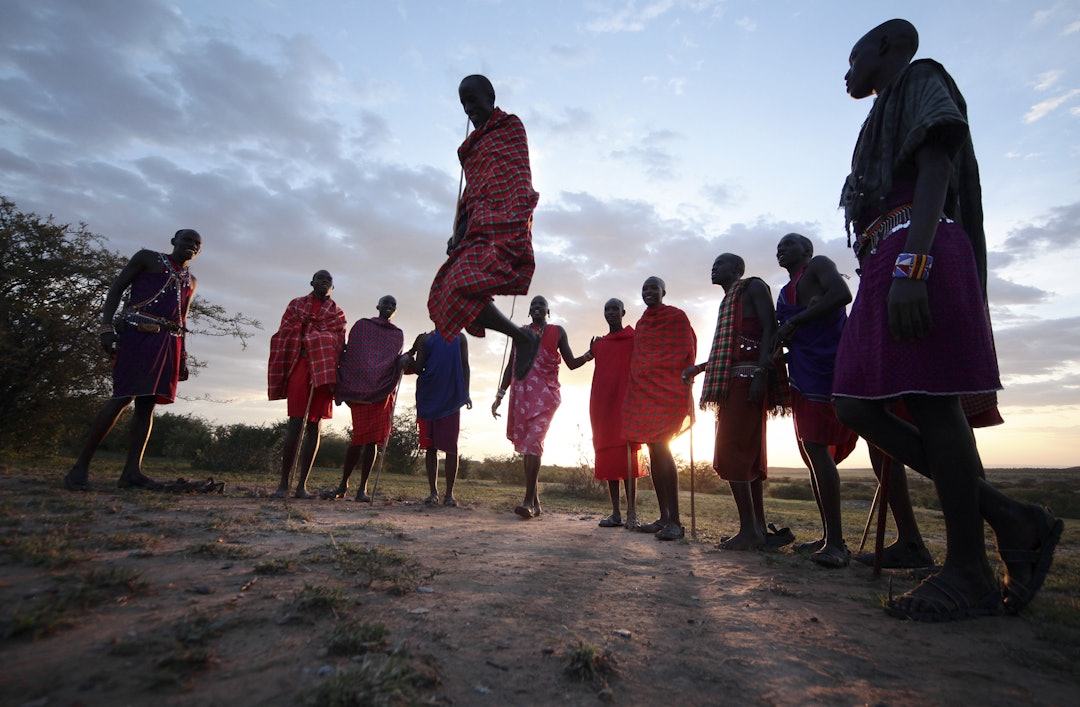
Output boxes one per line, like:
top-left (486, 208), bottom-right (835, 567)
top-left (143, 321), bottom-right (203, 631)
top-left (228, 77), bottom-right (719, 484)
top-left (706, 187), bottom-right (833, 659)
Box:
top-left (621, 304), bottom-right (697, 444)
top-left (336, 317), bottom-right (404, 404)
top-left (428, 107), bottom-right (539, 340)
top-left (267, 294), bottom-right (346, 400)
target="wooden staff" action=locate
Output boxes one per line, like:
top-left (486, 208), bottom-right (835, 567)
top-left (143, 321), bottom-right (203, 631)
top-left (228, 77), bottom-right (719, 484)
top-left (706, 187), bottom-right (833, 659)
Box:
top-left (368, 372), bottom-right (404, 506)
top-left (689, 423), bottom-right (697, 540)
top-left (284, 383), bottom-right (316, 494)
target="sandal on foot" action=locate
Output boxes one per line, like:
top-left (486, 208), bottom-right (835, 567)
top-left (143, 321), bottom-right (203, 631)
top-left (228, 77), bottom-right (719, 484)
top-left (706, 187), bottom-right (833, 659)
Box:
top-left (810, 544), bottom-right (851, 568)
top-left (637, 519), bottom-right (664, 534)
top-left (513, 327), bottom-right (541, 380)
top-left (885, 574), bottom-right (1003, 622)
top-left (63, 472), bottom-right (90, 492)
top-left (513, 505), bottom-right (535, 519)
top-left (624, 515), bottom-right (641, 530)
top-left (117, 474), bottom-right (163, 491)
top-left (655, 524), bottom-right (685, 541)
top-left (443, 495), bottom-right (458, 507)
top-left (999, 505), bottom-right (1065, 615)
top-left (764, 523), bottom-right (795, 549)
top-left (598, 514), bottom-right (623, 528)
top-left (794, 538), bottom-right (825, 554)
top-left (355, 492), bottom-right (372, 503)
top-left (423, 493), bottom-right (440, 505)
top-left (854, 541), bottom-right (935, 569)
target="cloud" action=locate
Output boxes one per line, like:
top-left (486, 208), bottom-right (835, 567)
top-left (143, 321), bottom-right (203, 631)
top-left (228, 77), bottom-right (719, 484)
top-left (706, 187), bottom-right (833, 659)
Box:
top-left (1034, 69), bottom-right (1063, 91)
top-left (609, 129), bottom-right (683, 179)
top-left (585, 0), bottom-right (676, 33)
top-left (735, 17), bottom-right (757, 32)
top-left (546, 44), bottom-right (596, 67)
top-left (994, 316), bottom-right (1080, 378)
top-left (1024, 88), bottom-right (1080, 123)
top-left (1000, 200), bottom-right (1080, 255)
top-left (987, 274), bottom-right (1052, 306)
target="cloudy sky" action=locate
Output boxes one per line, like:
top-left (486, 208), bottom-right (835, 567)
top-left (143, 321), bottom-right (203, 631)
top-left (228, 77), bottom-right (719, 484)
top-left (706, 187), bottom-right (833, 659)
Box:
top-left (3, 0), bottom-right (1078, 469)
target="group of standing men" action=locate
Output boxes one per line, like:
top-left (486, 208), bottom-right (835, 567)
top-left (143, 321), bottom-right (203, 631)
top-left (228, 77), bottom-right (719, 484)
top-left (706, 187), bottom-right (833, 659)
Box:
top-left (267, 279), bottom-right (470, 506)
top-left (64, 21), bottom-right (1062, 624)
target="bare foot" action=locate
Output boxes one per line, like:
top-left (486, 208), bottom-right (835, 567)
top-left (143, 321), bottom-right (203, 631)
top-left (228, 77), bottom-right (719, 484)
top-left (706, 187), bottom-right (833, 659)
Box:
top-left (294, 489), bottom-right (317, 499)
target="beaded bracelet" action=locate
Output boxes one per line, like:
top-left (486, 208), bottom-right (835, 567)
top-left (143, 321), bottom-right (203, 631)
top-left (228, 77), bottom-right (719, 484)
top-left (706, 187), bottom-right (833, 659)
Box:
top-left (893, 253), bottom-right (933, 280)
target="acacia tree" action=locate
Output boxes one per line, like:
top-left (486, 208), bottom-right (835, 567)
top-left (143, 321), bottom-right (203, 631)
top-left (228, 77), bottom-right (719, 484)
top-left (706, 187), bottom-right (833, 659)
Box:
top-left (0, 196), bottom-right (259, 451)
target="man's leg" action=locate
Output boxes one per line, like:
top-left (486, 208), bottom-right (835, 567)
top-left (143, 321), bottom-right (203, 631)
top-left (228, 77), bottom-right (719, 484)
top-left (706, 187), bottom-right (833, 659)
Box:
top-left (887, 396), bottom-right (996, 612)
top-left (293, 419), bottom-right (321, 499)
top-left (424, 447), bottom-right (440, 504)
top-left (272, 416), bottom-right (304, 498)
top-left (856, 447), bottom-right (934, 568)
top-left (835, 396), bottom-right (1045, 552)
top-left (723, 480), bottom-right (764, 550)
top-left (802, 440), bottom-right (845, 553)
top-left (117, 396), bottom-right (162, 489)
top-left (444, 450), bottom-right (459, 506)
top-left (474, 303), bottom-right (540, 380)
top-left (625, 476), bottom-right (638, 527)
top-left (515, 454), bottom-right (542, 518)
top-left (334, 444), bottom-right (362, 499)
top-left (354, 443), bottom-right (378, 502)
top-left (65, 396), bottom-right (132, 490)
top-left (649, 442), bottom-right (683, 539)
top-left (599, 479), bottom-right (622, 527)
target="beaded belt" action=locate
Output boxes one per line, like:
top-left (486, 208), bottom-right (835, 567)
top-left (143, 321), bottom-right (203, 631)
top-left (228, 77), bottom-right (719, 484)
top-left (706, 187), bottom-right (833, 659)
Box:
top-left (852, 205), bottom-right (911, 261)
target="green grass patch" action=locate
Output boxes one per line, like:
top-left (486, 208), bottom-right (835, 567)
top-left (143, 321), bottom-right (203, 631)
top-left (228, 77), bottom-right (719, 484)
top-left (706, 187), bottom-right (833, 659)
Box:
top-left (563, 638), bottom-right (618, 685)
top-left (319, 542), bottom-right (438, 595)
top-left (4, 566), bottom-right (147, 639)
top-left (308, 650), bottom-right (435, 707)
top-left (293, 583), bottom-right (349, 614)
top-left (327, 619), bottom-right (387, 656)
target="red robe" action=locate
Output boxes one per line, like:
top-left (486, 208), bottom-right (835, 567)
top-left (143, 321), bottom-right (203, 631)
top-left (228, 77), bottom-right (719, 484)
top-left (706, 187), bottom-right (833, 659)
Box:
top-left (622, 305), bottom-right (696, 444)
top-left (590, 326), bottom-right (644, 481)
top-left (267, 294), bottom-right (346, 400)
top-left (427, 107), bottom-right (539, 340)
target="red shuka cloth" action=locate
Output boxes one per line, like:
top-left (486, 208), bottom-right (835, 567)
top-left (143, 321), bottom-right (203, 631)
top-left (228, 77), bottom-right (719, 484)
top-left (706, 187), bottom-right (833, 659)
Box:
top-left (590, 326), bottom-right (643, 480)
top-left (268, 294), bottom-right (346, 400)
top-left (427, 108), bottom-right (539, 340)
top-left (622, 304), bottom-right (696, 445)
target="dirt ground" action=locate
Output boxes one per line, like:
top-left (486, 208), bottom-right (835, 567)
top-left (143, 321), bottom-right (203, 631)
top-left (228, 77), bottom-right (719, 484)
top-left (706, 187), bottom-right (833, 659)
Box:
top-left (1, 471), bottom-right (1077, 706)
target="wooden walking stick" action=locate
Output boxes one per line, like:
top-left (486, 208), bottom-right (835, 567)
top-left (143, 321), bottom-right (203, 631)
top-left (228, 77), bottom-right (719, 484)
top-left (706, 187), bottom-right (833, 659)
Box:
top-left (368, 372), bottom-right (404, 506)
top-left (283, 383), bottom-right (317, 495)
top-left (872, 454), bottom-right (892, 579)
top-left (857, 480), bottom-right (882, 555)
top-left (689, 422), bottom-right (697, 540)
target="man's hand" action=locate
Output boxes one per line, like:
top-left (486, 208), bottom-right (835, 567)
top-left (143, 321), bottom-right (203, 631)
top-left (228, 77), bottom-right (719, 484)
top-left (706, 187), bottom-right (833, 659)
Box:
top-left (748, 373), bottom-right (767, 403)
top-left (887, 278), bottom-right (932, 341)
top-left (777, 317), bottom-right (799, 344)
top-left (465, 397), bottom-right (473, 410)
top-left (681, 364), bottom-right (700, 385)
top-left (99, 331), bottom-right (118, 355)
top-left (447, 214), bottom-right (468, 255)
